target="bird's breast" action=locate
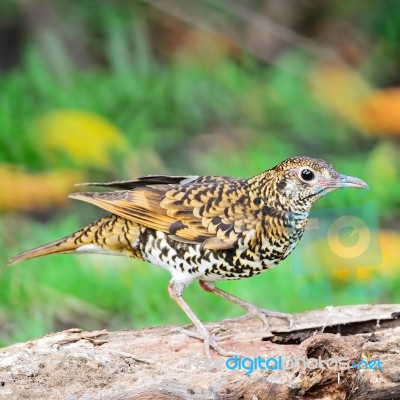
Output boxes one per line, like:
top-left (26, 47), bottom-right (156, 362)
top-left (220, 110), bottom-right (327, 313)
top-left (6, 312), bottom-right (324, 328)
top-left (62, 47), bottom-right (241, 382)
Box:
top-left (136, 213), bottom-right (308, 283)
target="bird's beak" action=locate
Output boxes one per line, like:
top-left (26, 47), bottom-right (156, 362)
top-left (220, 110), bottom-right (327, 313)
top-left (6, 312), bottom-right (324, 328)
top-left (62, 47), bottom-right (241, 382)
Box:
top-left (338, 174), bottom-right (369, 189)
top-left (319, 174), bottom-right (369, 190)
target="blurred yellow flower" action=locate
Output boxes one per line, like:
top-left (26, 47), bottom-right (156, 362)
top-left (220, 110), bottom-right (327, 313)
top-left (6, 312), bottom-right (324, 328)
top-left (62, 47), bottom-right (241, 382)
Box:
top-left (0, 166), bottom-right (84, 212)
top-left (362, 88), bottom-right (400, 136)
top-left (310, 62), bottom-right (400, 137)
top-left (309, 62), bottom-right (371, 131)
top-left (36, 110), bottom-right (129, 168)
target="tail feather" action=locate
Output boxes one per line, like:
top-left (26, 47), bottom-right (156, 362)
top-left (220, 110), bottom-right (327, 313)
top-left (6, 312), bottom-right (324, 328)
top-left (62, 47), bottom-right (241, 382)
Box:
top-left (8, 236), bottom-right (79, 266)
top-left (8, 215), bottom-right (141, 266)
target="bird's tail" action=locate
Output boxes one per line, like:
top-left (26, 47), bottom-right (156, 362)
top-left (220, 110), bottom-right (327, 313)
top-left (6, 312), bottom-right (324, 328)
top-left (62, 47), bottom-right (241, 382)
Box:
top-left (8, 214), bottom-right (140, 266)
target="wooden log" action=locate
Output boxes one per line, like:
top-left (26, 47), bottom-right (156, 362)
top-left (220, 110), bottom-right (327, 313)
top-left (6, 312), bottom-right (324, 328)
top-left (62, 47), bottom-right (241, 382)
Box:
top-left (0, 304), bottom-right (400, 400)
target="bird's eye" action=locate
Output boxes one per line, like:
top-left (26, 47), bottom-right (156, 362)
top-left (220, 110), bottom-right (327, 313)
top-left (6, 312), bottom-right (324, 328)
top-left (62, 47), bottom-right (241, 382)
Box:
top-left (300, 168), bottom-right (315, 181)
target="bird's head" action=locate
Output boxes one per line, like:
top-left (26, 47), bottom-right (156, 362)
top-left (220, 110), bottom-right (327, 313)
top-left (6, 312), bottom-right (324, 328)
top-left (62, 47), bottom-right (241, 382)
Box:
top-left (262, 156), bottom-right (369, 212)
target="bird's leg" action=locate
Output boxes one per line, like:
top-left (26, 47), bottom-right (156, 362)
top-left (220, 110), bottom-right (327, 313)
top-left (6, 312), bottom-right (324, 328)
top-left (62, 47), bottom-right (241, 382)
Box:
top-left (168, 281), bottom-right (237, 358)
top-left (199, 280), bottom-right (293, 330)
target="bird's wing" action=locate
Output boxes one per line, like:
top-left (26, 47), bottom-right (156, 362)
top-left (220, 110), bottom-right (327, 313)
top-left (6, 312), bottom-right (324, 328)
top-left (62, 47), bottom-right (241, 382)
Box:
top-left (75, 175), bottom-right (199, 190)
top-left (70, 176), bottom-right (259, 250)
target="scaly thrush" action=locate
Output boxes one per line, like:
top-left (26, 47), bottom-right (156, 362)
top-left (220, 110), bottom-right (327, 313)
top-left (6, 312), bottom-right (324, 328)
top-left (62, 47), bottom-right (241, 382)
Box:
top-left (9, 156), bottom-right (369, 357)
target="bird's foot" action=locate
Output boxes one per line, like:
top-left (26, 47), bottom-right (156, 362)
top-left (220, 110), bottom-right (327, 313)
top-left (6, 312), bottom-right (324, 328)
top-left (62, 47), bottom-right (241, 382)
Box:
top-left (171, 326), bottom-right (238, 358)
top-left (172, 326), bottom-right (232, 342)
top-left (227, 306), bottom-right (294, 331)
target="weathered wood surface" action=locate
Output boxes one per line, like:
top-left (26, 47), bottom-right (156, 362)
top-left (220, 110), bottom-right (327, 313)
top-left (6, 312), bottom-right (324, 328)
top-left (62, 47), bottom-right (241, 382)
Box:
top-left (1, 304), bottom-right (400, 400)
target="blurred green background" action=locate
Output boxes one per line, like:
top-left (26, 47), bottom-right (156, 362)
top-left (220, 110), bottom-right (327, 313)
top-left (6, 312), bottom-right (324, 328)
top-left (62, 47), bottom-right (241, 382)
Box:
top-left (0, 0), bottom-right (399, 346)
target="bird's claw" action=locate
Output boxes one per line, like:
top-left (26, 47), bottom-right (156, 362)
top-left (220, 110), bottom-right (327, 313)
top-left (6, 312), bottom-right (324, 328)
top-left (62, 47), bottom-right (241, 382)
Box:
top-left (226, 307), bottom-right (293, 331)
top-left (171, 326), bottom-right (238, 358)
top-left (251, 307), bottom-right (294, 330)
top-left (203, 334), bottom-right (238, 358)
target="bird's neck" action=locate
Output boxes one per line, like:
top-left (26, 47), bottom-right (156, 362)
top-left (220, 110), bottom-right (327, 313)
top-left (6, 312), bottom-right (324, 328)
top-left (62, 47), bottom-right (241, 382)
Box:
top-left (246, 173), bottom-right (312, 216)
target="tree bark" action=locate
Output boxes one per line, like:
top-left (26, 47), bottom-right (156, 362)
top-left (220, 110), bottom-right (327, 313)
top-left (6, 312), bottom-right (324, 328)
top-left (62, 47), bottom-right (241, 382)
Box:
top-left (1, 304), bottom-right (400, 400)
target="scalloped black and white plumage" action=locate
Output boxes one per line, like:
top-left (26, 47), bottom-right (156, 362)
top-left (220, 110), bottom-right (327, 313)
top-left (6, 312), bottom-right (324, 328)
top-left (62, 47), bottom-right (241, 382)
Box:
top-left (8, 156), bottom-right (368, 357)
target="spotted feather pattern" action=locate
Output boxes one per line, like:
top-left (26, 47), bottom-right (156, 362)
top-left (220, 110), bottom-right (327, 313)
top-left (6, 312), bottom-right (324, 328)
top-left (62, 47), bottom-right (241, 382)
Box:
top-left (67, 170), bottom-right (311, 284)
top-left (70, 175), bottom-right (265, 251)
top-left (10, 157), bottom-right (366, 288)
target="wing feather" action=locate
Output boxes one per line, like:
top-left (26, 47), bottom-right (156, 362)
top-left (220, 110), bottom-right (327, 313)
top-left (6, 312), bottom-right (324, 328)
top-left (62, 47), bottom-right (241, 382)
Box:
top-left (75, 175), bottom-right (199, 190)
top-left (70, 176), bottom-right (260, 250)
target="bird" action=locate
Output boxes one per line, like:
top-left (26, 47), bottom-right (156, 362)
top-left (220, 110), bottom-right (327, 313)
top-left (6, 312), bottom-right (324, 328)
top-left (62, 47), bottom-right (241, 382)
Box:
top-left (8, 156), bottom-right (369, 357)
